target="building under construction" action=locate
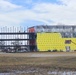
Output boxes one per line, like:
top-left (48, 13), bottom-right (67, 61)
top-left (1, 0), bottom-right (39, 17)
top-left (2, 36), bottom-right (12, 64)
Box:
top-left (0, 25), bottom-right (76, 52)
top-left (0, 26), bottom-right (36, 52)
top-left (28, 25), bottom-right (76, 52)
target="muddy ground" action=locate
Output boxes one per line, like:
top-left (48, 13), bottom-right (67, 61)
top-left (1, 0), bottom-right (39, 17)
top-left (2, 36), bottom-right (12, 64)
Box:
top-left (0, 52), bottom-right (76, 75)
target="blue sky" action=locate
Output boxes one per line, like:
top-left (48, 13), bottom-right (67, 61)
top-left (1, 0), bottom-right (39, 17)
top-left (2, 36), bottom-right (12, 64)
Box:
top-left (11, 0), bottom-right (62, 9)
top-left (11, 0), bottom-right (58, 5)
top-left (0, 0), bottom-right (76, 29)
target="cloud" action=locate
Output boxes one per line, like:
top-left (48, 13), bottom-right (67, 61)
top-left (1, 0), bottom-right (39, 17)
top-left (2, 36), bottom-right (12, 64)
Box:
top-left (0, 0), bottom-right (76, 28)
top-left (32, 0), bottom-right (76, 25)
top-left (0, 0), bottom-right (22, 27)
top-left (0, 0), bottom-right (22, 12)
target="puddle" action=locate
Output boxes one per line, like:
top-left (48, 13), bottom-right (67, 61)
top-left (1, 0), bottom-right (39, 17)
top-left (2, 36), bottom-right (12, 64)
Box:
top-left (0, 68), bottom-right (38, 75)
top-left (48, 71), bottom-right (76, 75)
top-left (0, 73), bottom-right (14, 75)
top-left (0, 70), bottom-right (76, 75)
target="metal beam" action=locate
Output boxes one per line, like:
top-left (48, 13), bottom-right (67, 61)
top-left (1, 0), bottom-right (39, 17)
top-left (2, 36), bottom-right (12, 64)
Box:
top-left (0, 39), bottom-right (35, 41)
top-left (0, 45), bottom-right (35, 47)
top-left (0, 32), bottom-right (35, 35)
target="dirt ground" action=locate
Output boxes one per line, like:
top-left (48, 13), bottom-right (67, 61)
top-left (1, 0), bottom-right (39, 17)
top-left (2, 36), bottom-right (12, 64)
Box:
top-left (0, 52), bottom-right (76, 57)
top-left (0, 52), bottom-right (76, 75)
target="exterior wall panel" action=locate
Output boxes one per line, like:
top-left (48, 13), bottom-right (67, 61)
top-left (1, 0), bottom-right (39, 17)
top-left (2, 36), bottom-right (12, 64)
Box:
top-left (36, 33), bottom-right (76, 51)
top-left (28, 27), bottom-right (37, 51)
top-left (28, 27), bottom-right (35, 33)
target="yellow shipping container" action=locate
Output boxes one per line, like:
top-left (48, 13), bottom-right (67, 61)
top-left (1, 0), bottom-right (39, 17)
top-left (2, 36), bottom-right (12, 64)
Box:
top-left (36, 33), bottom-right (76, 52)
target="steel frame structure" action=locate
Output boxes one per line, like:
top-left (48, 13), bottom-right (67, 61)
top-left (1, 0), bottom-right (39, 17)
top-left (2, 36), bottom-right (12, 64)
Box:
top-left (0, 32), bottom-right (36, 52)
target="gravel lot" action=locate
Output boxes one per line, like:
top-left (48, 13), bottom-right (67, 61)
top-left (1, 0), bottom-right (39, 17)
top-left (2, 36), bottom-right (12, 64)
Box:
top-left (0, 52), bottom-right (76, 57)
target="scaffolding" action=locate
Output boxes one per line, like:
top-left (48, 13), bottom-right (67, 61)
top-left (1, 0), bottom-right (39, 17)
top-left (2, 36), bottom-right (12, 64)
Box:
top-left (0, 27), bottom-right (36, 53)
